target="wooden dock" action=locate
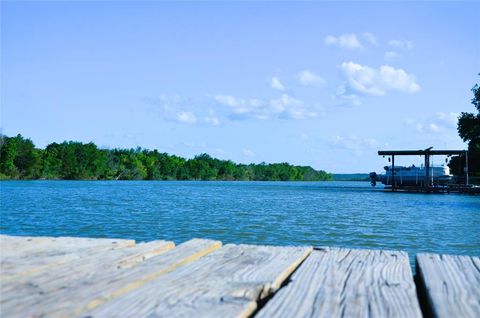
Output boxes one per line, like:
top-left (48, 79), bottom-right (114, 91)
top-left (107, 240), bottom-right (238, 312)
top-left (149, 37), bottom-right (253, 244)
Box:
top-left (383, 184), bottom-right (480, 195)
top-left (1, 235), bottom-right (479, 317)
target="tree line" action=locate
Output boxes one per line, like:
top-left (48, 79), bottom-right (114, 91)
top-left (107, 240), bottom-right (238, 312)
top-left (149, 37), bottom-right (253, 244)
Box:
top-left (0, 135), bottom-right (332, 181)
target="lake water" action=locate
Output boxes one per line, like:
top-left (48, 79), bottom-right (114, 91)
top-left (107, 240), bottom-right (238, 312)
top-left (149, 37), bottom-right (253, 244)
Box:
top-left (1, 181), bottom-right (479, 267)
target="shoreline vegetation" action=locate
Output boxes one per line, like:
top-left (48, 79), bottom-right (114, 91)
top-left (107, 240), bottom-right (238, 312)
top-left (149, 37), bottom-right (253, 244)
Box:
top-left (0, 134), bottom-right (331, 181)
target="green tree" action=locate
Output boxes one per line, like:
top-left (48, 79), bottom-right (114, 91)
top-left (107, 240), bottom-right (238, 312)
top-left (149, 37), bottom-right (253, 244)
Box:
top-left (0, 134), bottom-right (41, 179)
top-left (0, 135), bottom-right (18, 177)
top-left (449, 76), bottom-right (480, 177)
top-left (42, 143), bottom-right (62, 178)
top-left (0, 133), bottom-right (332, 181)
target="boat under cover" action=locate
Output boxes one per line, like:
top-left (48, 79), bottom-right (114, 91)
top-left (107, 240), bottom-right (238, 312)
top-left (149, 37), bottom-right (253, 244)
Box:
top-left (369, 165), bottom-right (453, 186)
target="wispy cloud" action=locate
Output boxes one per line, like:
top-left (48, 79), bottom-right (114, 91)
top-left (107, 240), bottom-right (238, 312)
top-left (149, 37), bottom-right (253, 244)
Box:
top-left (325, 33), bottom-right (363, 49)
top-left (340, 61), bottom-right (420, 96)
top-left (213, 95), bottom-right (265, 118)
top-left (405, 112), bottom-right (458, 134)
top-left (325, 32), bottom-right (377, 49)
top-left (213, 94), bottom-right (240, 107)
top-left (435, 112), bottom-right (458, 129)
top-left (272, 94), bottom-right (317, 119)
top-left (214, 93), bottom-right (319, 120)
top-left (182, 141), bottom-right (207, 149)
top-left (242, 148), bottom-right (255, 157)
top-left (388, 39), bottom-right (413, 50)
top-left (410, 122), bottom-right (441, 134)
top-left (299, 133), bottom-right (309, 141)
top-left (175, 111), bottom-right (197, 124)
top-left (144, 95), bottom-right (219, 126)
top-left (270, 76), bottom-right (285, 91)
top-left (329, 135), bottom-right (378, 151)
top-left (363, 32), bottom-right (377, 45)
top-left (296, 70), bottom-right (326, 87)
top-left (384, 51), bottom-right (401, 62)
top-left (204, 116), bottom-right (220, 126)
top-left (335, 84), bottom-right (362, 106)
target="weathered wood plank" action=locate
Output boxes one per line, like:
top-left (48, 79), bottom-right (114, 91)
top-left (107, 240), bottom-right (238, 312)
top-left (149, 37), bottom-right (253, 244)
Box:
top-left (0, 234), bottom-right (135, 259)
top-left (256, 247), bottom-right (422, 318)
top-left (0, 238), bottom-right (221, 318)
top-left (1, 239), bottom-right (174, 288)
top-left (416, 253), bottom-right (480, 318)
top-left (1, 239), bottom-right (172, 280)
top-left (87, 244), bottom-right (312, 318)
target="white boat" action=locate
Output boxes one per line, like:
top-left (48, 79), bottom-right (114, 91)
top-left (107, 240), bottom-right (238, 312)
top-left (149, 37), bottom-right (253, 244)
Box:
top-left (369, 165), bottom-right (453, 186)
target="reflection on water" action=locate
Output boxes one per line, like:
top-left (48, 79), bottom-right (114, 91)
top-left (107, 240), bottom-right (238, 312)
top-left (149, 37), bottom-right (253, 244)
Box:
top-left (1, 181), bottom-right (479, 267)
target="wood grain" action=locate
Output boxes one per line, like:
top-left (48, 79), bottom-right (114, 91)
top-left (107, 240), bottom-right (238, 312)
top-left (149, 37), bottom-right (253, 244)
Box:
top-left (1, 239), bottom-right (174, 296)
top-left (0, 234), bottom-right (135, 259)
top-left (87, 244), bottom-right (312, 318)
top-left (1, 235), bottom-right (136, 280)
top-left (1, 238), bottom-right (219, 317)
top-left (5, 234), bottom-right (478, 318)
top-left (256, 247), bottom-right (422, 318)
top-left (1, 239), bottom-right (173, 280)
top-left (416, 253), bottom-right (480, 318)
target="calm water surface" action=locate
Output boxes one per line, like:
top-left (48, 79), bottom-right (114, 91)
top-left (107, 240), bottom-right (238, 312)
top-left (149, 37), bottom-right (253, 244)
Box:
top-left (1, 181), bottom-right (479, 267)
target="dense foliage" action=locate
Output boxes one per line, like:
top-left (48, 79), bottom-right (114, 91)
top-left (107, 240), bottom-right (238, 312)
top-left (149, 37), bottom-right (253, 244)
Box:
top-left (449, 75), bottom-right (480, 177)
top-left (0, 135), bottom-right (332, 181)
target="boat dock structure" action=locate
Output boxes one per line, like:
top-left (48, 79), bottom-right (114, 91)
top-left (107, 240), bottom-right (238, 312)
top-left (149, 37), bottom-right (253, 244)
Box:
top-left (1, 235), bottom-right (479, 317)
top-left (373, 148), bottom-right (480, 194)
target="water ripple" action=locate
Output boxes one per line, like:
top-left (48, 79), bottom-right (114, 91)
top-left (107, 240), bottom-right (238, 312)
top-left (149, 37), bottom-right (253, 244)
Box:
top-left (1, 180), bottom-right (479, 268)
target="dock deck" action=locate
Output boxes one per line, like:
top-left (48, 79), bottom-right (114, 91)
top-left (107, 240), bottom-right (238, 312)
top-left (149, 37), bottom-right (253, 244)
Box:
top-left (1, 235), bottom-right (479, 317)
top-left (383, 184), bottom-right (480, 194)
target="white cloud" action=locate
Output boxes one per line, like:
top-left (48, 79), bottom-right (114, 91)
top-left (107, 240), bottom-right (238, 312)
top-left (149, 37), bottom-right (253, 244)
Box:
top-left (271, 94), bottom-right (317, 119)
top-left (363, 32), bottom-right (377, 45)
top-left (428, 123), bottom-right (441, 133)
top-left (299, 133), bottom-right (309, 141)
top-left (296, 70), bottom-right (326, 87)
top-left (269, 94), bottom-right (298, 112)
top-left (336, 84), bottom-right (362, 106)
top-left (175, 111), bottom-right (197, 124)
top-left (213, 94), bottom-right (239, 107)
top-left (214, 95), bottom-right (265, 118)
top-left (204, 116), bottom-right (220, 126)
top-left (325, 34), bottom-right (362, 49)
top-left (405, 112), bottom-right (458, 135)
top-left (435, 112), bottom-right (458, 129)
top-left (388, 40), bottom-right (413, 50)
top-left (330, 135), bottom-right (378, 151)
top-left (182, 141), bottom-right (207, 148)
top-left (242, 148), bottom-right (255, 157)
top-left (270, 77), bottom-right (285, 91)
top-left (384, 51), bottom-right (401, 61)
top-left (214, 93), bottom-right (318, 120)
top-left (340, 61), bottom-right (420, 96)
top-left (414, 123), bottom-right (441, 134)
top-left (145, 95), bottom-right (220, 126)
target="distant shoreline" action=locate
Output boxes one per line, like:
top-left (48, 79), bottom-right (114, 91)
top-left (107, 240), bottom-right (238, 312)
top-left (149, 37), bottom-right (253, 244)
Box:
top-left (0, 179), bottom-right (342, 182)
top-left (1, 134), bottom-right (332, 182)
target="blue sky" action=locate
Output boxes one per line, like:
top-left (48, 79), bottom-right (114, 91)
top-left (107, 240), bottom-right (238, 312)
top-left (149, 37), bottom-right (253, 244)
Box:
top-left (2, 1), bottom-right (479, 173)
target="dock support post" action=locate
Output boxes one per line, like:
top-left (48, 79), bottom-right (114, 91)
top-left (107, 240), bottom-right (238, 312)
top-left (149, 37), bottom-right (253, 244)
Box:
top-left (465, 151), bottom-right (469, 186)
top-left (392, 155), bottom-right (395, 191)
top-left (424, 153), bottom-right (430, 193)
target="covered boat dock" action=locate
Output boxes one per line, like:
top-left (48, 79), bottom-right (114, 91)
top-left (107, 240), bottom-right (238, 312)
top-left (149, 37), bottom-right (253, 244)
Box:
top-left (376, 148), bottom-right (477, 194)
